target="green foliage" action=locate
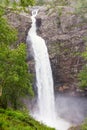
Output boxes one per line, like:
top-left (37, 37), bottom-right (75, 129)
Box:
top-left (75, 0), bottom-right (87, 20)
top-left (78, 49), bottom-right (87, 89)
top-left (78, 66), bottom-right (87, 88)
top-left (0, 0), bottom-right (35, 7)
top-left (20, 0), bottom-right (35, 7)
top-left (0, 0), bottom-right (35, 13)
top-left (0, 6), bottom-right (17, 45)
top-left (0, 17), bottom-right (17, 45)
top-left (76, 0), bottom-right (87, 13)
top-left (0, 4), bottom-right (34, 109)
top-left (81, 48), bottom-right (87, 60)
top-left (81, 120), bottom-right (87, 130)
top-left (0, 44), bottom-right (34, 109)
top-left (0, 108), bottom-right (55, 130)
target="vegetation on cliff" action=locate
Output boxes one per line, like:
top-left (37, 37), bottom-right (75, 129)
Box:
top-left (0, 0), bottom-right (35, 7)
top-left (75, 0), bottom-right (87, 16)
top-left (76, 0), bottom-right (87, 90)
top-left (78, 49), bottom-right (87, 89)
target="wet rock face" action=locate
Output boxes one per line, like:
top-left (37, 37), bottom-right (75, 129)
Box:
top-left (36, 6), bottom-right (87, 93)
top-left (36, 18), bottom-right (42, 28)
top-left (6, 7), bottom-right (87, 94)
top-left (6, 12), bottom-right (32, 44)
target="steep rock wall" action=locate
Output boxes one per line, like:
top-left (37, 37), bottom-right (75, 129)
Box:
top-left (6, 7), bottom-right (87, 95)
top-left (36, 6), bottom-right (87, 95)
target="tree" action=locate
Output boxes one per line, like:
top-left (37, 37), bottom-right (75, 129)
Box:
top-left (0, 44), bottom-right (34, 109)
top-left (0, 1), bottom-right (34, 109)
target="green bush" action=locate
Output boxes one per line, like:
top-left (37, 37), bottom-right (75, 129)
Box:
top-left (78, 66), bottom-right (87, 88)
top-left (0, 109), bottom-right (55, 130)
top-left (78, 48), bottom-right (87, 89)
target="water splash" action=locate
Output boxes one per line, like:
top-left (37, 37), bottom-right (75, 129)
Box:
top-left (27, 9), bottom-right (71, 130)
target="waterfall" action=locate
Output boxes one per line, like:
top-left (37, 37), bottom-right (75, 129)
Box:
top-left (27, 9), bottom-right (71, 130)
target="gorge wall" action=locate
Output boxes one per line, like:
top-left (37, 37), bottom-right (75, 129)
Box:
top-left (36, 6), bottom-right (87, 95)
top-left (6, 6), bottom-right (87, 95)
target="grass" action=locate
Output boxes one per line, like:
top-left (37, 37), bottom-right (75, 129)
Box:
top-left (0, 108), bottom-right (55, 130)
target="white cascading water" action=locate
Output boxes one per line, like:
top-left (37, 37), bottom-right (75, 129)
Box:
top-left (27, 9), bottom-right (71, 130)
